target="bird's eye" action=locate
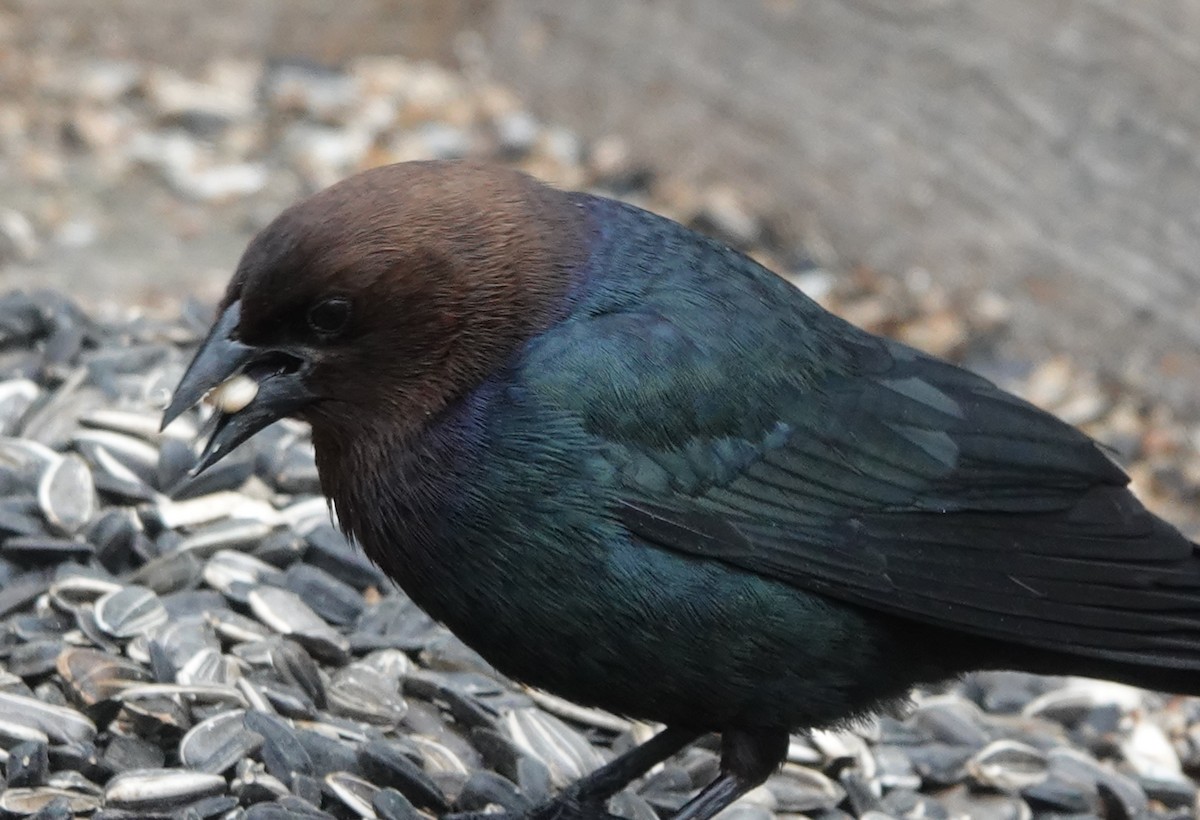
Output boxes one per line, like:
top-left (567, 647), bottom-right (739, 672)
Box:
top-left (307, 297), bottom-right (351, 337)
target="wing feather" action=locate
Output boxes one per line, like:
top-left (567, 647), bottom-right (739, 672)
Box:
top-left (521, 255), bottom-right (1200, 670)
top-left (601, 341), bottom-right (1200, 668)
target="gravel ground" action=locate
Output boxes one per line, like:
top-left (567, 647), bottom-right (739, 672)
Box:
top-left (2, 55), bottom-right (1200, 819)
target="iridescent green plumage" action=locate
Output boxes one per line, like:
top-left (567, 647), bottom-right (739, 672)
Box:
top-left (170, 162), bottom-right (1200, 820)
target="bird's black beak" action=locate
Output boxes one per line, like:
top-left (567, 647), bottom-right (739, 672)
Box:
top-left (161, 301), bottom-right (316, 475)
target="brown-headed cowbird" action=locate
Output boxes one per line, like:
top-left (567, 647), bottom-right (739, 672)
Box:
top-left (164, 161), bottom-right (1200, 820)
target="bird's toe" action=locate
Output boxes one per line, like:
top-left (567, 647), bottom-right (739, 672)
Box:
top-left (444, 795), bottom-right (620, 820)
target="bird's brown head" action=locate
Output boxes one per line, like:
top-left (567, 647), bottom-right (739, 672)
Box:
top-left (162, 160), bottom-right (588, 472)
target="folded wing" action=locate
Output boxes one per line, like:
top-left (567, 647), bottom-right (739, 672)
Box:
top-left (533, 308), bottom-right (1200, 669)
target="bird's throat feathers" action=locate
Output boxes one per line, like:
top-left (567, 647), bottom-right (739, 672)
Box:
top-left (312, 378), bottom-right (504, 588)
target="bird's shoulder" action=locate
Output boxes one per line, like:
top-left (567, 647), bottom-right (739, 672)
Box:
top-left (521, 200), bottom-right (1125, 509)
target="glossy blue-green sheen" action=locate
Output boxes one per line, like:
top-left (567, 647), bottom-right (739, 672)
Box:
top-left (356, 193), bottom-right (1200, 729)
top-left (361, 372), bottom-right (935, 730)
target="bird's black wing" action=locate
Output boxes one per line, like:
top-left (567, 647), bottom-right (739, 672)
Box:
top-left (526, 306), bottom-right (1200, 669)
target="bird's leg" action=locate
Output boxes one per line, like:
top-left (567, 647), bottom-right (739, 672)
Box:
top-left (669, 728), bottom-right (789, 820)
top-left (445, 727), bottom-right (700, 820)
top-left (528, 726), bottom-right (702, 820)
top-left (571, 726), bottom-right (702, 803)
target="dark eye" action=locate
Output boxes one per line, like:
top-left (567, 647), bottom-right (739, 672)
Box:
top-left (307, 297), bottom-right (351, 337)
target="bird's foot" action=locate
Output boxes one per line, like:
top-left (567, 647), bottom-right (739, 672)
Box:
top-left (530, 793), bottom-right (615, 820)
top-left (445, 792), bottom-right (620, 820)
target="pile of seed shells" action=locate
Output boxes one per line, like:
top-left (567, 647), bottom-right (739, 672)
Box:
top-left (3, 51), bottom-right (1200, 820)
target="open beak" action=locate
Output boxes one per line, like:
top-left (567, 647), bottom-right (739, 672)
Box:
top-left (161, 301), bottom-right (316, 474)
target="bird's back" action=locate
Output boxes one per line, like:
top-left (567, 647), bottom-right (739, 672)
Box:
top-left (523, 194), bottom-right (1200, 692)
